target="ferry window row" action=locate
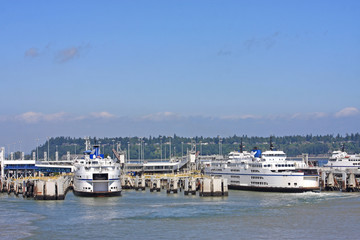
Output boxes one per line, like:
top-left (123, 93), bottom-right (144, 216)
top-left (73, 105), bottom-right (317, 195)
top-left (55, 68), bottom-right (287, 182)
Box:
top-left (275, 164), bottom-right (294, 167)
top-left (127, 166), bottom-right (143, 170)
top-left (251, 164), bottom-right (262, 168)
top-left (263, 154), bottom-right (286, 157)
top-left (251, 164), bottom-right (291, 168)
top-left (251, 182), bottom-right (268, 185)
top-left (251, 176), bottom-right (264, 179)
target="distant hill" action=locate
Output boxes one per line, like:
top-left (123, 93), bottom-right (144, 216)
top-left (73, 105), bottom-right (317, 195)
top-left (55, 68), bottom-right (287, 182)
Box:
top-left (26, 134), bottom-right (360, 160)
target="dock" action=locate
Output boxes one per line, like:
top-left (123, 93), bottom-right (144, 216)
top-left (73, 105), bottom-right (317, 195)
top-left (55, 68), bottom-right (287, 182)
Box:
top-left (318, 168), bottom-right (360, 192)
top-left (0, 175), bottom-right (73, 200)
top-left (121, 174), bottom-right (229, 197)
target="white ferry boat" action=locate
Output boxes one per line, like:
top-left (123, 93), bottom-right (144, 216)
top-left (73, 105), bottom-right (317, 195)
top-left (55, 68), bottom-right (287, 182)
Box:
top-left (204, 143), bottom-right (320, 193)
top-left (73, 140), bottom-right (121, 197)
top-left (324, 145), bottom-right (360, 169)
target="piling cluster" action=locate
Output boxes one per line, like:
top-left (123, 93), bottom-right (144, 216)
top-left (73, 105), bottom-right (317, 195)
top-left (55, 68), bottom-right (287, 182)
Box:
top-left (121, 175), bottom-right (228, 197)
top-left (320, 171), bottom-right (360, 192)
top-left (0, 176), bottom-right (73, 200)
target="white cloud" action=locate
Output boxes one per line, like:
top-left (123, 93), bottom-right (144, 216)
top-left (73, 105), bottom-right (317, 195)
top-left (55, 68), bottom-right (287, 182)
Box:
top-left (25, 48), bottom-right (39, 58)
top-left (290, 112), bottom-right (328, 120)
top-left (11, 111), bottom-right (115, 123)
top-left (16, 112), bottom-right (43, 123)
top-left (219, 111), bottom-right (330, 121)
top-left (141, 112), bottom-right (182, 121)
top-left (244, 32), bottom-right (280, 51)
top-left (15, 112), bottom-right (67, 123)
top-left (335, 107), bottom-right (360, 118)
top-left (220, 114), bottom-right (259, 120)
top-left (55, 44), bottom-right (90, 63)
top-left (43, 112), bottom-right (67, 121)
top-left (7, 108), bottom-right (359, 126)
top-left (90, 112), bottom-right (115, 119)
top-left (56, 47), bottom-right (80, 63)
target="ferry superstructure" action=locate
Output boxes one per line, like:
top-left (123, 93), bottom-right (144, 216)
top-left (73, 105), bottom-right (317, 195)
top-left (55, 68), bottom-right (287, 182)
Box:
top-left (73, 140), bottom-right (121, 197)
top-left (204, 144), bottom-right (320, 193)
top-left (324, 145), bottom-right (360, 169)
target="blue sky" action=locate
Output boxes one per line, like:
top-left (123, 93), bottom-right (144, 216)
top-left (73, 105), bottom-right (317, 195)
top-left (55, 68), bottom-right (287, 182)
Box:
top-left (1, 1), bottom-right (360, 152)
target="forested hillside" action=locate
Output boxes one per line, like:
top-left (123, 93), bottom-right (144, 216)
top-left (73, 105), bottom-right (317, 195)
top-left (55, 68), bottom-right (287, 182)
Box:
top-left (26, 134), bottom-right (360, 160)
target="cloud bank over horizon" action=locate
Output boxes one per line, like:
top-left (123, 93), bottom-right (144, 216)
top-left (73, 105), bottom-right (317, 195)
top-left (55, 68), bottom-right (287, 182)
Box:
top-left (1, 107), bottom-right (359, 153)
top-left (1, 106), bottom-right (358, 124)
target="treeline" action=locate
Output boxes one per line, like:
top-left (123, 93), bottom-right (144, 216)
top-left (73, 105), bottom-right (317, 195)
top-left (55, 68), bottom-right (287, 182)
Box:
top-left (29, 134), bottom-right (360, 160)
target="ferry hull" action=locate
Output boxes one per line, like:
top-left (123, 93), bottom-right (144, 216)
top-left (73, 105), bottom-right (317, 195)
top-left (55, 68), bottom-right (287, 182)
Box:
top-left (73, 190), bottom-right (121, 197)
top-left (229, 185), bottom-right (320, 193)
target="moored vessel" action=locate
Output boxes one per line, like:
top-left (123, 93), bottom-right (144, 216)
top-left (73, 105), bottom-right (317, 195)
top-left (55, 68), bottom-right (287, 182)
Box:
top-left (324, 144), bottom-right (360, 169)
top-left (73, 139), bottom-right (121, 197)
top-left (204, 139), bottom-right (320, 193)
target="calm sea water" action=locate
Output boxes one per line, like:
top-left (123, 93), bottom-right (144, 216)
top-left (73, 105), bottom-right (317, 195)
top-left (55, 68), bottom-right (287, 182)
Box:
top-left (1, 190), bottom-right (359, 240)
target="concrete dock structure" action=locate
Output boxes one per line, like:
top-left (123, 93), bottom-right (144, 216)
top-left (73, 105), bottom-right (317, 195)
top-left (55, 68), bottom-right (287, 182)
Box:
top-left (1, 175), bottom-right (73, 200)
top-left (319, 168), bottom-right (360, 192)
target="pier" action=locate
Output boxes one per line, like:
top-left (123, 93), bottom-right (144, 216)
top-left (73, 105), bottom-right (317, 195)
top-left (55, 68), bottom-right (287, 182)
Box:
top-left (0, 175), bottom-right (73, 200)
top-left (121, 174), bottom-right (229, 197)
top-left (319, 168), bottom-right (360, 192)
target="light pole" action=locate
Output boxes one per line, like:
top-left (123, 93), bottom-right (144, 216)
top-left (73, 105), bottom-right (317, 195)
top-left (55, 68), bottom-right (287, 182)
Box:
top-left (127, 141), bottom-right (130, 161)
top-left (219, 138), bottom-right (222, 156)
top-left (181, 142), bottom-right (184, 159)
top-left (47, 137), bottom-right (50, 161)
top-left (7, 144), bottom-right (10, 160)
top-left (169, 137), bottom-right (172, 160)
top-left (160, 139), bottom-right (162, 161)
top-left (112, 139), bottom-right (115, 159)
top-left (200, 141), bottom-right (202, 156)
top-left (13, 142), bottom-right (16, 158)
top-left (36, 138), bottom-right (39, 161)
top-left (138, 137), bottom-right (141, 162)
top-left (142, 139), bottom-right (145, 161)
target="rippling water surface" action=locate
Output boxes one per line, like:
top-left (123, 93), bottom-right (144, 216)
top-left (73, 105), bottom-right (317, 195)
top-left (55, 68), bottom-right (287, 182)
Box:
top-left (1, 190), bottom-right (359, 240)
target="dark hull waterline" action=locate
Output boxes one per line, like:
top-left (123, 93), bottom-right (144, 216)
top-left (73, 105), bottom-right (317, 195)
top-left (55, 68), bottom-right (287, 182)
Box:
top-left (229, 185), bottom-right (320, 193)
top-left (73, 190), bottom-right (121, 197)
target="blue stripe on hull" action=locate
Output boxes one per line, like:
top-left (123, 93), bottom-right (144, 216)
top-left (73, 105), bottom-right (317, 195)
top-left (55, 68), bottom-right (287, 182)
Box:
top-left (205, 172), bottom-right (318, 177)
